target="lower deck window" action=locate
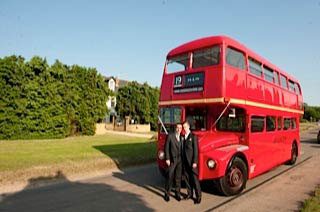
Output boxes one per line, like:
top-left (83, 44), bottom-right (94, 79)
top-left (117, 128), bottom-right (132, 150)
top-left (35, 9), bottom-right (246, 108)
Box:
top-left (251, 116), bottom-right (264, 132)
top-left (217, 108), bottom-right (245, 132)
top-left (266, 116), bottom-right (276, 131)
top-left (283, 118), bottom-right (291, 130)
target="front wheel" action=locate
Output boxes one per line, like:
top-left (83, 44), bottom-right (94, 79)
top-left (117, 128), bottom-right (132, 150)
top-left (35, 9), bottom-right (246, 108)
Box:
top-left (218, 157), bottom-right (247, 196)
top-left (287, 142), bottom-right (298, 165)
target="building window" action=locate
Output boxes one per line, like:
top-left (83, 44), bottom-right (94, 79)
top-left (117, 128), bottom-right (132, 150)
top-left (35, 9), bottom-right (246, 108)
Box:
top-left (251, 116), bottom-right (264, 132)
top-left (226, 47), bottom-right (246, 70)
top-left (192, 45), bottom-right (220, 68)
top-left (109, 79), bottom-right (116, 91)
top-left (249, 58), bottom-right (262, 77)
top-left (266, 116), bottom-right (276, 131)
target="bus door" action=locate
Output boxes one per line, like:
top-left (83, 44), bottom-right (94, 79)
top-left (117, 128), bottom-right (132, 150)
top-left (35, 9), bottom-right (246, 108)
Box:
top-left (248, 116), bottom-right (277, 176)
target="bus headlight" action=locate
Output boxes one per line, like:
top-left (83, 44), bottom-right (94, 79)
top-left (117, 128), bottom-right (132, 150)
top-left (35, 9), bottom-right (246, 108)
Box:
top-left (158, 150), bottom-right (165, 160)
top-left (207, 159), bottom-right (216, 169)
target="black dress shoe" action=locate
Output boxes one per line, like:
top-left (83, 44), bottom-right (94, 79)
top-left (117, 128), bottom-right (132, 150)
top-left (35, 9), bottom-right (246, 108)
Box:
top-left (184, 193), bottom-right (192, 200)
top-left (164, 194), bottom-right (170, 202)
top-left (175, 193), bottom-right (181, 201)
top-left (194, 197), bottom-right (201, 204)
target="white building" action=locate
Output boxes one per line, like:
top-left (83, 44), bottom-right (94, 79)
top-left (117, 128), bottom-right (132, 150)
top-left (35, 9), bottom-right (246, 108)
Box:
top-left (104, 76), bottom-right (129, 123)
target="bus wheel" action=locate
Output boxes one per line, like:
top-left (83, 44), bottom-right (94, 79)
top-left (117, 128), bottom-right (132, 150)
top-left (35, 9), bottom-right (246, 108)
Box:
top-left (317, 132), bottom-right (320, 144)
top-left (218, 157), bottom-right (247, 196)
top-left (287, 142), bottom-right (298, 165)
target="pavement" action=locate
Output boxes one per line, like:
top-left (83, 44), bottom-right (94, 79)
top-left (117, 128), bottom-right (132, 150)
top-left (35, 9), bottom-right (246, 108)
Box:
top-left (0, 128), bottom-right (319, 212)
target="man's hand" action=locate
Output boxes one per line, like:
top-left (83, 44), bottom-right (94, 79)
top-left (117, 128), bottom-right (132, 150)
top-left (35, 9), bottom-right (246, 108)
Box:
top-left (192, 163), bottom-right (197, 169)
top-left (166, 160), bottom-right (171, 166)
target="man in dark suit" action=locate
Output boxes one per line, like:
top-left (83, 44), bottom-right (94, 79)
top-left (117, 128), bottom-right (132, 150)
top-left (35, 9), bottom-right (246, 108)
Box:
top-left (182, 121), bottom-right (201, 204)
top-left (164, 123), bottom-right (183, 202)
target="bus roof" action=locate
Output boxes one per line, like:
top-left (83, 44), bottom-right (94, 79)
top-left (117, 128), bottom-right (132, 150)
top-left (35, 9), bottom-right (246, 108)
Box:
top-left (167, 35), bottom-right (298, 83)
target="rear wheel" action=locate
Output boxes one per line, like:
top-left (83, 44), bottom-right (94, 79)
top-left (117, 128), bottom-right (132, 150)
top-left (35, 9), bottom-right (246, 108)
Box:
top-left (317, 132), bottom-right (320, 144)
top-left (218, 157), bottom-right (247, 196)
top-left (287, 142), bottom-right (298, 165)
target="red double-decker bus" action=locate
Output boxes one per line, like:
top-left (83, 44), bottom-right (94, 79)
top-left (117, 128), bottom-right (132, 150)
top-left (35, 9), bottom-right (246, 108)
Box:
top-left (157, 35), bottom-right (303, 196)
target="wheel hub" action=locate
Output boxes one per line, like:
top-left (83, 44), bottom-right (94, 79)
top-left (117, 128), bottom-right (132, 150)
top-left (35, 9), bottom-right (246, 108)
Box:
top-left (228, 167), bottom-right (243, 187)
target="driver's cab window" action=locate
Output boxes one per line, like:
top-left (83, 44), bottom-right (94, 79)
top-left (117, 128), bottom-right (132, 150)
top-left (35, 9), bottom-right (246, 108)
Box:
top-left (185, 107), bottom-right (207, 131)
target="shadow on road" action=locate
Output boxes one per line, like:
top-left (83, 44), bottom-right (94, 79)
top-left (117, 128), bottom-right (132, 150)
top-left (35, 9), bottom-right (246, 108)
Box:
top-left (0, 171), bottom-right (153, 212)
top-left (301, 138), bottom-right (317, 144)
top-left (94, 143), bottom-right (165, 199)
top-left (93, 142), bottom-right (223, 200)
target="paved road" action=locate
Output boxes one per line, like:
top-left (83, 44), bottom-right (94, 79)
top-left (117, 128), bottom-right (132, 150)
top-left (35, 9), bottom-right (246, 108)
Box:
top-left (0, 129), bottom-right (319, 212)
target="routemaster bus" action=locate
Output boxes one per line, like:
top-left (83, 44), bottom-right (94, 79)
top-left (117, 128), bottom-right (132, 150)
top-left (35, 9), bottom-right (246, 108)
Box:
top-left (157, 35), bottom-right (303, 196)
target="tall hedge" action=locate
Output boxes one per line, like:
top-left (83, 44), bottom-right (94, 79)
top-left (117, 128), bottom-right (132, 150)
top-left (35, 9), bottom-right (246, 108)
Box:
top-left (0, 55), bottom-right (110, 139)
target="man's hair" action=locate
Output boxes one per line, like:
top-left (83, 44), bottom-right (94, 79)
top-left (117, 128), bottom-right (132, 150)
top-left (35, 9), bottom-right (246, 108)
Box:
top-left (176, 123), bottom-right (182, 127)
top-left (183, 121), bottom-right (190, 126)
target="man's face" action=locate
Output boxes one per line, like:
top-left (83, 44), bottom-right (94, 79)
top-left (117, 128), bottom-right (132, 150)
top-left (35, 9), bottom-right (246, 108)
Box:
top-left (183, 123), bottom-right (190, 132)
top-left (175, 124), bottom-right (182, 134)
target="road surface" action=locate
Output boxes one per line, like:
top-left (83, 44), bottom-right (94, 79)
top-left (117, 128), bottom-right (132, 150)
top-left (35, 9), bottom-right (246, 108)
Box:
top-left (0, 129), bottom-right (319, 212)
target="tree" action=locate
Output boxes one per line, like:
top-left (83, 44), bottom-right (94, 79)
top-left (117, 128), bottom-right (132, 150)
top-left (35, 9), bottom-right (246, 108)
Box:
top-left (116, 82), bottom-right (159, 130)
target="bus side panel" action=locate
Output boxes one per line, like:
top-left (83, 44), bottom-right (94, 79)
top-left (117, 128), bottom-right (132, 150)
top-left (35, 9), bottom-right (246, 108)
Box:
top-left (225, 65), bottom-right (247, 101)
top-left (205, 67), bottom-right (224, 98)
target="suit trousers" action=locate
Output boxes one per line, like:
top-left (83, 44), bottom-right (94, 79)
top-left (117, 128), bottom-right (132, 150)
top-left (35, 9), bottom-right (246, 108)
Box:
top-left (184, 168), bottom-right (201, 198)
top-left (165, 160), bottom-right (182, 195)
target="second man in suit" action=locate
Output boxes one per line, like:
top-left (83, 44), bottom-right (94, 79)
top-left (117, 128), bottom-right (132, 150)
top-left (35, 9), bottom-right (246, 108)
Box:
top-left (182, 121), bottom-right (202, 204)
top-left (164, 123), bottom-right (183, 202)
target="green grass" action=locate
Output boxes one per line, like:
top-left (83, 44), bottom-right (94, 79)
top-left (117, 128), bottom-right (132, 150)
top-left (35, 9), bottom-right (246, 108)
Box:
top-left (301, 186), bottom-right (320, 212)
top-left (0, 134), bottom-right (156, 184)
top-left (300, 122), bottom-right (318, 132)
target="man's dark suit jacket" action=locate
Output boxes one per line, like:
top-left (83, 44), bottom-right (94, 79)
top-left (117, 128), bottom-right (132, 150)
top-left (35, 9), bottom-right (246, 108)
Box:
top-left (183, 132), bottom-right (199, 175)
top-left (164, 133), bottom-right (182, 165)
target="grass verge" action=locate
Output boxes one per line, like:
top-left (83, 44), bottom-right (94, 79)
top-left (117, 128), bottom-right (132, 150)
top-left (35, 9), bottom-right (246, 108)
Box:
top-left (0, 133), bottom-right (156, 186)
top-left (300, 186), bottom-right (320, 212)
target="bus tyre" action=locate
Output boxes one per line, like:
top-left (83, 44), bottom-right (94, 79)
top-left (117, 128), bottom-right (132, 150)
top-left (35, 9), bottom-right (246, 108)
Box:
top-left (218, 157), bottom-right (247, 196)
top-left (317, 132), bottom-right (320, 144)
top-left (287, 142), bottom-right (298, 165)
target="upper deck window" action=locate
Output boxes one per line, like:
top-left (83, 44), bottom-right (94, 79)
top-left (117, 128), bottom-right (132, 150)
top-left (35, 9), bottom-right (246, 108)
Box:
top-left (249, 58), bottom-right (262, 77)
top-left (294, 83), bottom-right (301, 95)
top-left (288, 80), bottom-right (295, 92)
top-left (166, 54), bottom-right (189, 74)
top-left (280, 75), bottom-right (288, 89)
top-left (192, 46), bottom-right (220, 68)
top-left (263, 66), bottom-right (274, 83)
top-left (274, 72), bottom-right (279, 85)
top-left (226, 47), bottom-right (245, 70)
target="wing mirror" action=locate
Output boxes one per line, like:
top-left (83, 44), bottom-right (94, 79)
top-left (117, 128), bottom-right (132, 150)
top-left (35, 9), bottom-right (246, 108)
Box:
top-left (228, 108), bottom-right (236, 118)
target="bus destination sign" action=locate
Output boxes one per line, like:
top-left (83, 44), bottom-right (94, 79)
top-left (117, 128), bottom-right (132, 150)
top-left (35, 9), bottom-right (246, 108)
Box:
top-left (174, 72), bottom-right (204, 93)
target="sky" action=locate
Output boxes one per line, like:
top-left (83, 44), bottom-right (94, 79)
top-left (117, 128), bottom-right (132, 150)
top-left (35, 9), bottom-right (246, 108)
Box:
top-left (0, 0), bottom-right (319, 106)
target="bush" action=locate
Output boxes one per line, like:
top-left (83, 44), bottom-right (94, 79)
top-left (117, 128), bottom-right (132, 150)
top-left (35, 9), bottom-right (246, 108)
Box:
top-left (0, 55), bottom-right (110, 139)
